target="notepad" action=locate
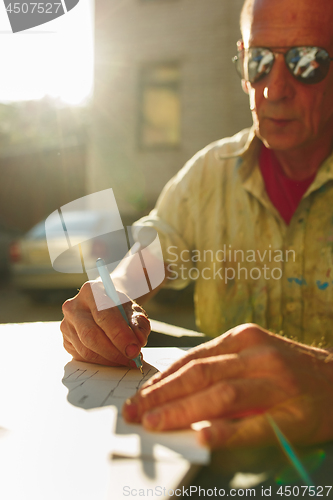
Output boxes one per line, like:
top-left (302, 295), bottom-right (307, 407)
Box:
top-left (62, 347), bottom-right (210, 465)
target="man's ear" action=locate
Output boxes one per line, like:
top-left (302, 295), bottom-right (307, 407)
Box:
top-left (241, 79), bottom-right (250, 94)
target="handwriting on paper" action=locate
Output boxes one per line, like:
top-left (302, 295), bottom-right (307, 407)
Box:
top-left (62, 361), bottom-right (158, 410)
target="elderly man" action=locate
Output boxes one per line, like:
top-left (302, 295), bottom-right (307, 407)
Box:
top-left (61, 0), bottom-right (333, 448)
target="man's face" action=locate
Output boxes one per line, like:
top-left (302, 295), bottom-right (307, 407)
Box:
top-left (242, 0), bottom-right (333, 154)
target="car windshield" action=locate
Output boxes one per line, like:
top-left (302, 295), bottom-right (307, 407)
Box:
top-left (26, 212), bottom-right (109, 240)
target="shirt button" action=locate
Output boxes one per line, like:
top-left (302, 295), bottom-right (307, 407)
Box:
top-left (286, 302), bottom-right (296, 312)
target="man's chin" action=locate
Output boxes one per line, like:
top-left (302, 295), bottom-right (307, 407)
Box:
top-left (256, 129), bottom-right (303, 152)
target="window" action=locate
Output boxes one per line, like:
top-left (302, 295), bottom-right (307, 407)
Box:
top-left (138, 63), bottom-right (180, 148)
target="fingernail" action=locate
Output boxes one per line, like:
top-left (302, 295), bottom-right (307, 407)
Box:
top-left (142, 410), bottom-right (162, 430)
top-left (198, 427), bottom-right (212, 446)
top-left (123, 399), bottom-right (138, 421)
top-left (125, 343), bottom-right (140, 358)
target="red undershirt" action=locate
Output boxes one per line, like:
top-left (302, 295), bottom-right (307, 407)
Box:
top-left (259, 145), bottom-right (316, 225)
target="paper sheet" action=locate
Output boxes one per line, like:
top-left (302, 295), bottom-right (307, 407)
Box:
top-left (62, 348), bottom-right (210, 464)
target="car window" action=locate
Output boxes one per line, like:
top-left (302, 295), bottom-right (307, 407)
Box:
top-left (26, 212), bottom-right (110, 240)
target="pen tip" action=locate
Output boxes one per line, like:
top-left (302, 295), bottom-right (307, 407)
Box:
top-left (140, 367), bottom-right (144, 375)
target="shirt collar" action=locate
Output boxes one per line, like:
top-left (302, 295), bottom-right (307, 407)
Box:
top-left (303, 151), bottom-right (333, 197)
top-left (238, 128), bottom-right (333, 198)
top-left (233, 129), bottom-right (285, 227)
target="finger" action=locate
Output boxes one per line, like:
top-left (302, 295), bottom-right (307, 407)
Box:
top-left (62, 314), bottom-right (135, 367)
top-left (123, 345), bottom-right (287, 423)
top-left (196, 413), bottom-right (276, 449)
top-left (63, 337), bottom-right (80, 358)
top-left (63, 282), bottom-right (145, 362)
top-left (138, 377), bottom-right (283, 431)
top-left (196, 399), bottom-right (314, 449)
top-left (63, 337), bottom-right (128, 367)
top-left (123, 354), bottom-right (246, 421)
top-left (62, 336), bottom-right (130, 367)
top-left (127, 304), bottom-right (151, 347)
top-left (141, 324), bottom-right (271, 389)
top-left (141, 338), bottom-right (230, 389)
top-left (87, 282), bottom-right (149, 359)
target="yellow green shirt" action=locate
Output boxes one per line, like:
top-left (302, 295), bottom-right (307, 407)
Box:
top-left (136, 128), bottom-right (333, 347)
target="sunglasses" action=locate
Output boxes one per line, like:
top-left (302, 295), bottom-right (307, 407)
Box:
top-left (232, 44), bottom-right (333, 85)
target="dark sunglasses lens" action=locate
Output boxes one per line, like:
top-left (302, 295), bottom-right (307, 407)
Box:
top-left (246, 48), bottom-right (275, 83)
top-left (232, 54), bottom-right (244, 79)
top-left (286, 47), bottom-right (330, 84)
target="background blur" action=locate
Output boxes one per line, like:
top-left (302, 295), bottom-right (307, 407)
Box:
top-left (0, 0), bottom-right (251, 327)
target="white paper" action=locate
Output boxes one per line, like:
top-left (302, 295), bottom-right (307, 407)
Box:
top-left (62, 347), bottom-right (210, 464)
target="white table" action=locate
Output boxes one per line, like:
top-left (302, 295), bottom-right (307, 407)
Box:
top-left (0, 322), bottom-right (202, 500)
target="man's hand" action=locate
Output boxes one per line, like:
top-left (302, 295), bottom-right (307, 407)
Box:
top-left (122, 324), bottom-right (333, 448)
top-left (61, 280), bottom-right (150, 367)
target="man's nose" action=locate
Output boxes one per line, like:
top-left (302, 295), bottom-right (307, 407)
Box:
top-left (263, 54), bottom-right (295, 101)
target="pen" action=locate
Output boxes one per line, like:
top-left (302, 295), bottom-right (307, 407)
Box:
top-left (96, 258), bottom-right (143, 374)
top-left (267, 415), bottom-right (314, 486)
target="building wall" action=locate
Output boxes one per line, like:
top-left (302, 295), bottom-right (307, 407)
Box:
top-left (0, 144), bottom-right (86, 232)
top-left (89, 0), bottom-right (252, 219)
